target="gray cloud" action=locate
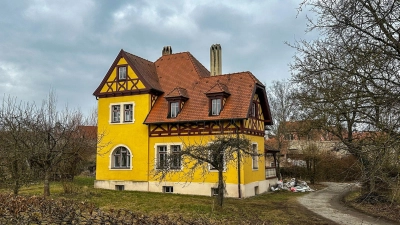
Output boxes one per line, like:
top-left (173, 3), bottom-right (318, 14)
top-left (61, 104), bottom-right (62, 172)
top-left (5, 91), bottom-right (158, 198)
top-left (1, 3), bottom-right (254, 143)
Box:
top-left (0, 0), bottom-right (317, 116)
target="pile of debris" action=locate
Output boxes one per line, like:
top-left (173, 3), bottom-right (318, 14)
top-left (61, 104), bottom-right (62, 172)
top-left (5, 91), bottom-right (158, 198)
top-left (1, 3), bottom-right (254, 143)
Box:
top-left (270, 178), bottom-right (314, 192)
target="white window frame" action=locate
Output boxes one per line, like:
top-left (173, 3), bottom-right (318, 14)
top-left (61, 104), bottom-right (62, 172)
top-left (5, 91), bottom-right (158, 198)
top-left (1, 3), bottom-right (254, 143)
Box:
top-left (111, 105), bottom-right (120, 123)
top-left (109, 145), bottom-right (132, 170)
top-left (170, 102), bottom-right (179, 118)
top-left (109, 102), bottom-right (135, 124)
top-left (211, 187), bottom-right (219, 196)
top-left (124, 104), bottom-right (133, 122)
top-left (252, 143), bottom-right (259, 170)
top-left (154, 142), bottom-right (183, 170)
top-left (170, 145), bottom-right (182, 169)
top-left (156, 145), bottom-right (168, 169)
top-left (118, 66), bottom-right (127, 80)
top-left (211, 98), bottom-right (221, 115)
top-left (251, 102), bottom-right (256, 117)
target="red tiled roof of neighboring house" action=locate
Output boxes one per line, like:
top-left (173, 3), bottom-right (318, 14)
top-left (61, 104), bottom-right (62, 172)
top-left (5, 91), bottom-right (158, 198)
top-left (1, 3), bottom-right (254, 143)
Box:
top-left (264, 138), bottom-right (280, 153)
top-left (77, 126), bottom-right (97, 139)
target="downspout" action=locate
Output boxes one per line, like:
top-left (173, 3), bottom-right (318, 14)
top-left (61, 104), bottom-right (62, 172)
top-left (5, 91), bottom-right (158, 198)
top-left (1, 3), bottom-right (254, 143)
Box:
top-left (148, 124), bottom-right (150, 192)
top-left (237, 142), bottom-right (241, 198)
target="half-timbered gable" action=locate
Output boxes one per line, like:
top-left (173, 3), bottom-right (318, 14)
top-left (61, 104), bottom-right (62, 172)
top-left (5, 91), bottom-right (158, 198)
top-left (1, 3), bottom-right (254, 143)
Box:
top-left (93, 49), bottom-right (163, 98)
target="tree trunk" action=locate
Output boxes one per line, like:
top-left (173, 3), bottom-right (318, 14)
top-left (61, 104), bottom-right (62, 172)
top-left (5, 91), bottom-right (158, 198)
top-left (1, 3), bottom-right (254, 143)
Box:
top-left (44, 169), bottom-right (51, 197)
top-left (13, 180), bottom-right (19, 195)
top-left (217, 169), bottom-right (224, 207)
top-left (12, 159), bottom-right (20, 195)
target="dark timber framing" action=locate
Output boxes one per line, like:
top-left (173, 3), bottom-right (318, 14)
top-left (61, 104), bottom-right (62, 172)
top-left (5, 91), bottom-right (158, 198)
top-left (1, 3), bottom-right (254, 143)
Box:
top-left (148, 119), bottom-right (265, 137)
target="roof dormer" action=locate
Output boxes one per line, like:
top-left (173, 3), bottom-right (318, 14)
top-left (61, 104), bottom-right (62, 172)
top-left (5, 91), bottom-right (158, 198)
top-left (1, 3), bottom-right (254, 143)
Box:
top-left (205, 82), bottom-right (230, 116)
top-left (164, 87), bottom-right (189, 118)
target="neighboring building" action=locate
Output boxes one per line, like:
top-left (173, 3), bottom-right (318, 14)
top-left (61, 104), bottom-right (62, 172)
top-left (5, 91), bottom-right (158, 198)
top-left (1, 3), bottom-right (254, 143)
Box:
top-left (282, 121), bottom-right (347, 165)
top-left (93, 45), bottom-right (274, 197)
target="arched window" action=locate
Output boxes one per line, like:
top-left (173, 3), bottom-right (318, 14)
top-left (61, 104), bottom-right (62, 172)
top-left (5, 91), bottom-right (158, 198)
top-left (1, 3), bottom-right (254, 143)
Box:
top-left (112, 146), bottom-right (131, 169)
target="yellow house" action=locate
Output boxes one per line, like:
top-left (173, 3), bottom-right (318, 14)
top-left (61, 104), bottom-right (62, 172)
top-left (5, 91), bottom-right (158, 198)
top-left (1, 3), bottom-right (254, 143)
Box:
top-left (93, 44), bottom-right (275, 197)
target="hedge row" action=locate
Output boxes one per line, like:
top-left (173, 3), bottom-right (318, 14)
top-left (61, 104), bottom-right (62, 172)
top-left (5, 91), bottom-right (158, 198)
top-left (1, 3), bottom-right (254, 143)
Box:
top-left (0, 194), bottom-right (224, 225)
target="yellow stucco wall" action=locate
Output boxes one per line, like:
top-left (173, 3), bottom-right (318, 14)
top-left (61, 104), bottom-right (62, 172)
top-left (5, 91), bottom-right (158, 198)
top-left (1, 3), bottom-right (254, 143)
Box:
top-left (96, 94), bottom-right (151, 181)
top-left (148, 134), bottom-right (265, 185)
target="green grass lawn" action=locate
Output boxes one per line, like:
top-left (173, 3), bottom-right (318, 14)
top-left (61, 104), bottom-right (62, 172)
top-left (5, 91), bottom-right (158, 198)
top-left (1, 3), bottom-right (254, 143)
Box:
top-left (4, 177), bottom-right (335, 225)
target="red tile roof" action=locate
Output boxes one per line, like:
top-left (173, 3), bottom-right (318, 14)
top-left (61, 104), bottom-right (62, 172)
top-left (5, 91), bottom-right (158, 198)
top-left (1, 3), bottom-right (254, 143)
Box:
top-left (94, 49), bottom-right (272, 125)
top-left (144, 51), bottom-right (270, 124)
top-left (165, 87), bottom-right (189, 99)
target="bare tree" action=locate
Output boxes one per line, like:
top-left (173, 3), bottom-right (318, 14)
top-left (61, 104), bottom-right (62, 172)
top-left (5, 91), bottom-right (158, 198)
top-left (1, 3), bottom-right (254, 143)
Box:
top-left (291, 0), bottom-right (400, 199)
top-left (0, 92), bottom-right (98, 197)
top-left (153, 134), bottom-right (255, 207)
top-left (26, 92), bottom-right (97, 196)
top-left (266, 80), bottom-right (297, 178)
top-left (0, 97), bottom-right (38, 194)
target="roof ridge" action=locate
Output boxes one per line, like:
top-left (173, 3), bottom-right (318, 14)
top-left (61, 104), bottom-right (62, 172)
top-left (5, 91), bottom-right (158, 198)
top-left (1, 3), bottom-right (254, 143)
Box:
top-left (124, 50), bottom-right (154, 63)
top-left (186, 52), bottom-right (210, 78)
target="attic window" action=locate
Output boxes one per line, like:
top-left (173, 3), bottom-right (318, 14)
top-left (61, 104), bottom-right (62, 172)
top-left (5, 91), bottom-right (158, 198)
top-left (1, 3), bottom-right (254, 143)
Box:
top-left (251, 101), bottom-right (257, 118)
top-left (205, 83), bottom-right (230, 117)
top-left (164, 87), bottom-right (189, 119)
top-left (118, 66), bottom-right (127, 80)
top-left (211, 98), bottom-right (222, 115)
top-left (170, 102), bottom-right (179, 118)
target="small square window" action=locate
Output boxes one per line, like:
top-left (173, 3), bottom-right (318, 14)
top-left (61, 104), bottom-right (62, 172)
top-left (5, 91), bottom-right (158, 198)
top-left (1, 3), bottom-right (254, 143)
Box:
top-left (163, 186), bottom-right (173, 193)
top-left (115, 185), bottom-right (124, 191)
top-left (211, 188), bottom-right (219, 196)
top-left (118, 66), bottom-right (127, 80)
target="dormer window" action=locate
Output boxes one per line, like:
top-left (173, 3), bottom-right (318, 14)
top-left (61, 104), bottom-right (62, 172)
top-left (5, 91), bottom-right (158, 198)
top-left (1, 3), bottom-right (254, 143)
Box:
top-left (211, 98), bottom-right (222, 115)
top-left (165, 87), bottom-right (189, 119)
top-left (118, 66), bottom-right (127, 80)
top-left (205, 82), bottom-right (230, 117)
top-left (170, 102), bottom-right (179, 118)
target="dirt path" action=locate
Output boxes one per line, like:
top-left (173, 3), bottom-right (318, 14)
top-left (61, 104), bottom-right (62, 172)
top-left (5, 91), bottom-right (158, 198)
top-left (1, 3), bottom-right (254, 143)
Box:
top-left (298, 182), bottom-right (399, 225)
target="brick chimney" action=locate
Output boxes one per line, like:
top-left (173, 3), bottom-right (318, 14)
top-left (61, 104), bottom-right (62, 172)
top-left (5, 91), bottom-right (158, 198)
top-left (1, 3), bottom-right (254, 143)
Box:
top-left (210, 44), bottom-right (222, 76)
top-left (162, 46), bottom-right (172, 56)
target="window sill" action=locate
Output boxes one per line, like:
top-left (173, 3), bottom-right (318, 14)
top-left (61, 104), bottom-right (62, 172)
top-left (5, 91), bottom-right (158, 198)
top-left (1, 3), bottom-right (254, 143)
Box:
top-left (209, 169), bottom-right (226, 172)
top-left (110, 167), bottom-right (132, 170)
top-left (170, 167), bottom-right (182, 171)
top-left (156, 167), bottom-right (182, 171)
top-left (109, 121), bottom-right (135, 124)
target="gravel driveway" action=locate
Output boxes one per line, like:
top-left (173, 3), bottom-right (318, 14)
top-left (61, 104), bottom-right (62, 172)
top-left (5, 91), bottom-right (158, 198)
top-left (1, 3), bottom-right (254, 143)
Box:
top-left (298, 182), bottom-right (399, 225)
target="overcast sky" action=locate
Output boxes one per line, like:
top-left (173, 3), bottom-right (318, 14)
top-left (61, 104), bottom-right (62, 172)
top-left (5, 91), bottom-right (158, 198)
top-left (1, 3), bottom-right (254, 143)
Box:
top-left (0, 0), bottom-right (317, 116)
